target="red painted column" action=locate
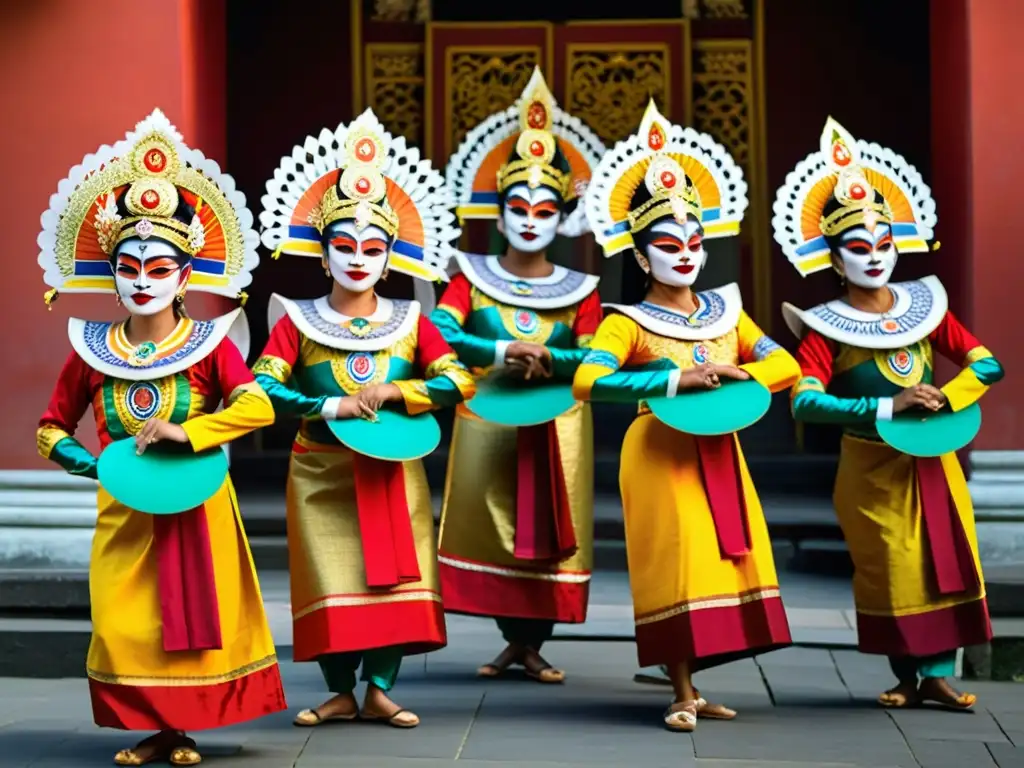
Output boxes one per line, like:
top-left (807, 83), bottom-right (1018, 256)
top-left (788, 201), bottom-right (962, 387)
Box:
top-left (0, 0), bottom-right (227, 470)
top-left (962, 0), bottom-right (1024, 450)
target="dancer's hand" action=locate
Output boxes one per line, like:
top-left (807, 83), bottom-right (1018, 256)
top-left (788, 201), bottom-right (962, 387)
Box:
top-left (893, 384), bottom-right (946, 413)
top-left (356, 383), bottom-right (402, 413)
top-left (712, 364), bottom-right (751, 382)
top-left (678, 363), bottom-right (721, 391)
top-left (135, 418), bottom-right (188, 455)
top-left (331, 396), bottom-right (378, 421)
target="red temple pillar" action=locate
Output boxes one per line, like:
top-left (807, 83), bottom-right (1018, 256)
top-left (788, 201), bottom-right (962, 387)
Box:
top-left (0, 0), bottom-right (227, 570)
top-left (932, 0), bottom-right (1024, 566)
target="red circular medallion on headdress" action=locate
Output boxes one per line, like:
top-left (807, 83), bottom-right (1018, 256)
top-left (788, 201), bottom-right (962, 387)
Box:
top-left (648, 124), bottom-right (666, 151)
top-left (660, 171), bottom-right (676, 188)
top-left (849, 182), bottom-right (866, 200)
top-left (354, 177), bottom-right (371, 194)
top-left (144, 149), bottom-right (167, 173)
top-left (355, 137), bottom-right (376, 162)
top-left (527, 101), bottom-right (547, 130)
top-left (832, 141), bottom-right (852, 167)
top-left (529, 140), bottom-right (544, 157)
top-left (141, 189), bottom-right (161, 209)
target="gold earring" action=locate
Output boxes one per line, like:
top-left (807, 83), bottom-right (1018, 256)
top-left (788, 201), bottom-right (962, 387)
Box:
top-left (634, 251), bottom-right (651, 274)
top-left (175, 293), bottom-right (185, 304)
top-left (381, 266), bottom-right (390, 281)
top-left (115, 293), bottom-right (122, 306)
top-left (323, 261), bottom-right (331, 277)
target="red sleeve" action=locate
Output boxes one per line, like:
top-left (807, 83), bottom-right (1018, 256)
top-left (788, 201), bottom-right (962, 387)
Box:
top-left (260, 314), bottom-right (302, 365)
top-left (572, 290), bottom-right (604, 339)
top-left (39, 351), bottom-right (95, 433)
top-left (416, 314), bottom-right (458, 371)
top-left (928, 311), bottom-right (983, 364)
top-left (435, 273), bottom-right (473, 323)
top-left (794, 330), bottom-right (836, 386)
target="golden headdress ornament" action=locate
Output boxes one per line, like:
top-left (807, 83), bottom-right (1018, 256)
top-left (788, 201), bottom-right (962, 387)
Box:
top-left (585, 99), bottom-right (748, 256)
top-left (38, 109), bottom-right (260, 305)
top-left (446, 67), bottom-right (605, 228)
top-left (260, 109), bottom-right (459, 283)
top-left (771, 116), bottom-right (937, 276)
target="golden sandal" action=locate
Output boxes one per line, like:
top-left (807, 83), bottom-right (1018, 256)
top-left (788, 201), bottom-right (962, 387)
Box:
top-left (113, 750), bottom-right (161, 767)
top-left (525, 665), bottom-right (565, 684)
top-left (664, 700), bottom-right (698, 732)
top-left (878, 688), bottom-right (921, 709)
top-left (360, 707), bottom-right (420, 729)
top-left (169, 747), bottom-right (202, 766)
top-left (293, 707), bottom-right (359, 727)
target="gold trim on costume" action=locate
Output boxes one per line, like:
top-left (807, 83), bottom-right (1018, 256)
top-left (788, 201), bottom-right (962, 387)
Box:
top-left (438, 554), bottom-right (591, 584)
top-left (425, 352), bottom-right (459, 379)
top-left (964, 345), bottom-right (994, 366)
top-left (874, 344), bottom-right (927, 388)
top-left (36, 425), bottom-right (71, 459)
top-left (87, 654), bottom-right (278, 688)
top-left (292, 589), bottom-right (442, 622)
top-left (227, 381), bottom-right (268, 406)
top-left (634, 586), bottom-right (780, 626)
top-left (252, 354), bottom-right (293, 383)
top-left (791, 376), bottom-right (826, 397)
top-left (112, 376), bottom-right (179, 436)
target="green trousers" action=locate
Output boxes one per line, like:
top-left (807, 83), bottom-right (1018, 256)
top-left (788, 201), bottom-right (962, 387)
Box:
top-left (888, 649), bottom-right (958, 683)
top-left (496, 617), bottom-right (555, 650)
top-left (317, 646), bottom-right (403, 694)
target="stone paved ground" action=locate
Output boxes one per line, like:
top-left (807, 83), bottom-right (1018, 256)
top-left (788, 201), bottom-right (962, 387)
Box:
top-left (2, 635), bottom-right (1024, 768)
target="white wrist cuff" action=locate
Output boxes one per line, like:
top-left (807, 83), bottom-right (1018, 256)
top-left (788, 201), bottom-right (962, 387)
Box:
top-left (666, 369), bottom-right (682, 399)
top-left (876, 397), bottom-right (894, 422)
top-left (321, 396), bottom-right (342, 420)
top-left (494, 340), bottom-right (511, 368)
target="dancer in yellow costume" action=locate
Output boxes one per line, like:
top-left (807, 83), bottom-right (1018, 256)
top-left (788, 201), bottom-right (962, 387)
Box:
top-left (433, 68), bottom-right (605, 683)
top-left (575, 101), bottom-right (798, 731)
top-left (36, 110), bottom-right (285, 765)
top-left (256, 109), bottom-right (474, 728)
top-left (774, 118), bottom-right (1003, 709)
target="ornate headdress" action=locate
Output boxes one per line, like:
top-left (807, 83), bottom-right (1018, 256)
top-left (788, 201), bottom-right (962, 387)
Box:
top-left (38, 109), bottom-right (260, 305)
top-left (445, 67), bottom-right (604, 234)
top-left (585, 100), bottom-right (748, 256)
top-left (771, 116), bottom-right (937, 276)
top-left (261, 108), bottom-right (458, 282)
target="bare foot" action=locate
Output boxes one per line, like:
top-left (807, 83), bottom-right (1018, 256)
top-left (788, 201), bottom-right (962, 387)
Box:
top-left (293, 692), bottom-right (359, 726)
top-left (477, 642), bottom-right (521, 678)
top-left (918, 677), bottom-right (976, 710)
top-left (114, 731), bottom-right (189, 766)
top-left (878, 681), bottom-right (920, 708)
top-left (521, 647), bottom-right (565, 684)
top-left (361, 685), bottom-right (420, 728)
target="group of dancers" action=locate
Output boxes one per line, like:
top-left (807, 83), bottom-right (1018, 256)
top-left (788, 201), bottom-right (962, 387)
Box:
top-left (35, 68), bottom-right (1002, 765)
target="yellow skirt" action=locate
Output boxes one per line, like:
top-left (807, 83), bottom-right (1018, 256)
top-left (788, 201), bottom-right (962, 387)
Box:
top-left (834, 435), bottom-right (991, 656)
top-left (286, 435), bottom-right (445, 662)
top-left (87, 477), bottom-right (285, 731)
top-left (437, 403), bottom-right (594, 623)
top-left (620, 414), bottom-right (790, 668)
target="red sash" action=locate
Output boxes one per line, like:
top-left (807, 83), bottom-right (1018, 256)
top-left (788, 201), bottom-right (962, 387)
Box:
top-left (696, 434), bottom-right (751, 559)
top-left (154, 505), bottom-right (223, 652)
top-left (915, 457), bottom-right (980, 596)
top-left (513, 422), bottom-right (578, 562)
top-left (352, 454), bottom-right (421, 588)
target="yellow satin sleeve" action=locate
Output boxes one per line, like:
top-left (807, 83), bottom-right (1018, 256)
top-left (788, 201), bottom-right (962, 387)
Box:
top-left (182, 383), bottom-right (275, 453)
top-left (941, 345), bottom-right (1004, 412)
top-left (736, 311), bottom-right (801, 394)
top-left (571, 314), bottom-right (640, 401)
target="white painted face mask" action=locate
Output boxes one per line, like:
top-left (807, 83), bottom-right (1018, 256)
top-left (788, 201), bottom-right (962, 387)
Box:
top-left (324, 221), bottom-right (391, 292)
top-left (113, 238), bottom-right (188, 316)
top-left (836, 222), bottom-right (896, 289)
top-left (499, 183), bottom-right (561, 253)
top-left (642, 217), bottom-right (706, 287)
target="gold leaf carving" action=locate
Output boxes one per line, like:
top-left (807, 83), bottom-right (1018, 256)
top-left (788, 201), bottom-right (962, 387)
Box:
top-left (702, 0), bottom-right (748, 18)
top-left (447, 51), bottom-right (539, 153)
top-left (566, 48), bottom-right (669, 145)
top-left (692, 44), bottom-right (750, 168)
top-left (366, 45), bottom-right (425, 145)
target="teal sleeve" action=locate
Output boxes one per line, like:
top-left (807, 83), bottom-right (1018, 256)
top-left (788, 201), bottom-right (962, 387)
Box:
top-left (254, 373), bottom-right (326, 419)
top-left (50, 436), bottom-right (98, 480)
top-left (791, 389), bottom-right (879, 425)
top-left (429, 307), bottom-right (500, 369)
top-left (582, 350), bottom-right (677, 403)
top-left (424, 377), bottom-right (463, 407)
top-left (549, 347), bottom-right (589, 381)
top-left (970, 356), bottom-right (1004, 385)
